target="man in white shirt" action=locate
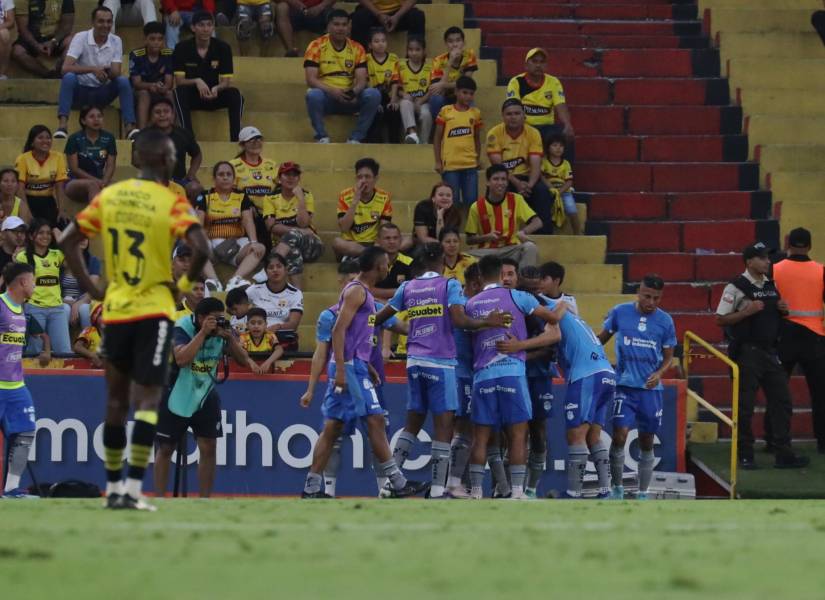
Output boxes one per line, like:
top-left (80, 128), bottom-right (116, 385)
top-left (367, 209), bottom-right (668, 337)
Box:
top-left (55, 6), bottom-right (138, 139)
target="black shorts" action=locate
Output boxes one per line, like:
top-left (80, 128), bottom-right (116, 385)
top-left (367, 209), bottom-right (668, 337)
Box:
top-left (13, 34), bottom-right (53, 57)
top-left (156, 388), bottom-right (223, 444)
top-left (289, 8), bottom-right (329, 32)
top-left (101, 317), bottom-right (173, 387)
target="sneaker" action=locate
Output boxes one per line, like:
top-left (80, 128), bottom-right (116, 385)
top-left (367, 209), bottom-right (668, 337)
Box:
top-left (774, 454), bottom-right (810, 469)
top-left (524, 489), bottom-right (538, 499)
top-left (205, 278), bottom-right (223, 293)
top-left (104, 492), bottom-right (121, 509)
top-left (117, 493), bottom-right (157, 511)
top-left (126, 128), bottom-right (140, 141)
top-left (317, 137), bottom-right (331, 144)
top-left (53, 127), bottom-right (68, 139)
top-left (384, 480), bottom-right (428, 498)
top-left (345, 139), bottom-right (361, 144)
top-left (226, 276), bottom-right (250, 291)
top-left (636, 492), bottom-right (649, 500)
top-left (301, 490), bottom-right (333, 499)
top-left (2, 487), bottom-right (39, 499)
top-left (446, 484), bottom-right (471, 499)
top-left (610, 485), bottom-right (624, 500)
top-left (404, 132), bottom-right (420, 144)
top-left (594, 490), bottom-right (611, 500)
top-left (492, 489), bottom-right (512, 499)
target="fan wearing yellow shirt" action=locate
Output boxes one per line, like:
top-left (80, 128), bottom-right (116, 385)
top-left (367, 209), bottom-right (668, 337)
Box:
top-left (304, 10), bottom-right (381, 143)
top-left (542, 134), bottom-right (580, 234)
top-left (263, 162), bottom-right (324, 289)
top-left (73, 304), bottom-right (105, 368)
top-left (487, 98), bottom-right (555, 235)
top-left (433, 76), bottom-right (483, 206)
top-left (439, 227), bottom-right (476, 286)
top-left (395, 35), bottom-right (433, 144)
top-left (59, 129), bottom-right (211, 511)
top-left (350, 0), bottom-right (426, 49)
top-left (332, 157), bottom-right (393, 258)
top-left (240, 307), bottom-right (284, 373)
top-left (505, 48), bottom-right (575, 149)
top-left (428, 27), bottom-right (479, 128)
top-left (15, 125), bottom-right (69, 230)
top-left (366, 28), bottom-right (402, 143)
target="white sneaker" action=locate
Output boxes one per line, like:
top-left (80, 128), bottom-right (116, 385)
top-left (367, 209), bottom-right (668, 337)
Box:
top-left (446, 484), bottom-right (471, 499)
top-left (226, 276), bottom-right (250, 291)
top-left (404, 132), bottom-right (420, 144)
top-left (205, 278), bottom-right (223, 293)
top-left (346, 139), bottom-right (361, 144)
top-left (317, 137), bottom-right (331, 144)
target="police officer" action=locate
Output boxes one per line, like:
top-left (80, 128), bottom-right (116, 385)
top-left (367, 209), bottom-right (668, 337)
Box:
top-left (772, 227), bottom-right (825, 453)
top-left (715, 242), bottom-right (809, 469)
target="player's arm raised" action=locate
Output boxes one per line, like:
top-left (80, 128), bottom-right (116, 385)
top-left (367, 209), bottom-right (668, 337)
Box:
top-left (330, 284), bottom-right (365, 391)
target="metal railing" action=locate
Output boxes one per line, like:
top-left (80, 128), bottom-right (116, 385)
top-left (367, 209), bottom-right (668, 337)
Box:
top-left (683, 331), bottom-right (739, 499)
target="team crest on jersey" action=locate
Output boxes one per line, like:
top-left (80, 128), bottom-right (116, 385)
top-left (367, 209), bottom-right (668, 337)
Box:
top-left (345, 60), bottom-right (354, 68)
top-left (384, 69), bottom-right (392, 79)
top-left (278, 300), bottom-right (287, 307)
top-left (487, 134), bottom-right (496, 144)
top-left (638, 318), bottom-right (647, 332)
top-left (545, 92), bottom-right (553, 99)
top-left (370, 211), bottom-right (379, 219)
top-left (211, 60), bottom-right (219, 69)
top-left (420, 78), bottom-right (427, 86)
top-left (253, 172), bottom-right (262, 180)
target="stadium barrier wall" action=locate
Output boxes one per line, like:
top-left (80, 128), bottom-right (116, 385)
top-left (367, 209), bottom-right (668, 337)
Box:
top-left (18, 372), bottom-right (686, 496)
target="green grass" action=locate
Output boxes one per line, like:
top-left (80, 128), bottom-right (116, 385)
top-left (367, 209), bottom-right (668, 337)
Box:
top-left (691, 441), bottom-right (825, 499)
top-left (3, 499), bottom-right (825, 599)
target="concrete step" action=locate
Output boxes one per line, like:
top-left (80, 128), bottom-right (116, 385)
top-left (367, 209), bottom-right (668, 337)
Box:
top-left (718, 31), bottom-right (824, 60)
top-left (747, 115), bottom-right (825, 147)
top-left (706, 8), bottom-right (817, 34)
top-left (772, 172), bottom-right (825, 206)
top-left (777, 201), bottom-right (825, 264)
top-left (758, 144), bottom-right (825, 174)
top-left (727, 58), bottom-right (825, 90)
top-left (740, 89), bottom-right (825, 119)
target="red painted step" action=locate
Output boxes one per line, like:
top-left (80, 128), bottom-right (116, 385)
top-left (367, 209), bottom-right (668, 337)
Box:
top-left (673, 312), bottom-right (722, 343)
top-left (587, 191), bottom-right (755, 221)
top-left (621, 252), bottom-right (745, 283)
top-left (484, 33), bottom-right (687, 49)
top-left (695, 253), bottom-right (743, 281)
top-left (683, 221), bottom-right (755, 253)
top-left (499, 48), bottom-right (697, 78)
top-left (562, 79), bottom-right (612, 105)
top-left (613, 79), bottom-right (709, 105)
top-left (576, 135), bottom-right (735, 162)
top-left (470, 3), bottom-right (682, 20)
top-left (699, 376), bottom-right (812, 409)
top-left (604, 219), bottom-right (756, 253)
top-left (567, 106), bottom-right (625, 134)
top-left (607, 222), bottom-right (681, 252)
top-left (577, 162), bottom-right (749, 193)
top-left (476, 20), bottom-right (687, 36)
top-left (588, 193), bottom-right (669, 219)
top-left (669, 192), bottom-right (752, 220)
top-left (658, 283), bottom-right (712, 312)
top-left (628, 106), bottom-right (727, 135)
top-left (576, 136), bottom-right (640, 161)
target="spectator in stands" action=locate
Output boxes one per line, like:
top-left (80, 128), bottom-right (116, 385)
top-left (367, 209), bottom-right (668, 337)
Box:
top-left (264, 162), bottom-right (324, 289)
top-left (412, 181), bottom-right (461, 245)
top-left (487, 98), bottom-right (554, 235)
top-left (541, 133), bottom-right (580, 234)
top-left (395, 34), bottom-right (432, 145)
top-left (0, 169), bottom-right (32, 224)
top-left (433, 76), bottom-right (482, 207)
top-left (0, 0), bottom-right (14, 80)
top-left (304, 9), bottom-right (380, 144)
top-left (505, 48), bottom-right (574, 148)
top-left (464, 164), bottom-right (541, 267)
top-left (163, 0), bottom-right (215, 50)
top-left (102, 0), bottom-right (156, 33)
top-left (236, 0), bottom-right (274, 44)
top-left (56, 7), bottom-right (138, 141)
top-left (332, 157), bottom-right (392, 258)
top-left (129, 21), bottom-right (174, 129)
top-left (350, 0), bottom-right (424, 50)
top-left (0, 216), bottom-right (27, 284)
top-left (225, 284), bottom-right (251, 333)
top-left (63, 106), bottom-right (117, 205)
top-left (173, 10), bottom-right (244, 142)
top-left (171, 242), bottom-right (192, 280)
top-left (12, 0), bottom-right (73, 78)
top-left (173, 274), bottom-right (205, 320)
top-left (15, 125), bottom-right (68, 231)
top-left (15, 218), bottom-right (71, 354)
top-left (365, 27), bottom-right (401, 144)
top-left (61, 235), bottom-right (99, 329)
top-left (195, 161), bottom-right (266, 292)
top-left (274, 0), bottom-right (335, 57)
top-left (142, 97), bottom-right (203, 200)
top-left (245, 252), bottom-right (304, 338)
top-left (440, 226), bottom-right (475, 285)
top-left (427, 26), bottom-right (477, 128)
top-left (73, 302), bottom-right (103, 366)
top-left (240, 306), bottom-right (284, 373)
top-left (231, 126), bottom-right (277, 249)
top-left (371, 222), bottom-right (411, 300)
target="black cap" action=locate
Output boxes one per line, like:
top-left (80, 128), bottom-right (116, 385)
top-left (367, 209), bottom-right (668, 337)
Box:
top-left (743, 242), bottom-right (770, 261)
top-left (788, 227), bottom-right (812, 249)
top-left (191, 10), bottom-right (214, 25)
top-left (173, 243), bottom-right (193, 259)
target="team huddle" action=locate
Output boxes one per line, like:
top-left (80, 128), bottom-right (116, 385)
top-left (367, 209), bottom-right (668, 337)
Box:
top-left (300, 243), bottom-right (676, 500)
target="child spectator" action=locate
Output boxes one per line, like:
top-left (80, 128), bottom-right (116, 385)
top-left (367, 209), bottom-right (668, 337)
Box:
top-left (332, 157), bottom-right (393, 259)
top-left (428, 27), bottom-right (478, 125)
top-left (63, 106), bottom-right (117, 205)
top-left (236, 0), bottom-right (274, 43)
top-left (541, 133), bottom-right (580, 234)
top-left (15, 125), bottom-right (68, 231)
top-left (239, 306), bottom-right (284, 373)
top-left (245, 253), bottom-right (303, 339)
top-left (61, 236), bottom-right (100, 329)
top-left (225, 284), bottom-right (251, 334)
top-left (366, 28), bottom-right (401, 143)
top-left (0, 169), bottom-right (32, 224)
top-left (433, 76), bottom-right (482, 206)
top-left (395, 35), bottom-right (432, 144)
top-left (73, 302), bottom-right (103, 367)
top-left (129, 21), bottom-right (174, 129)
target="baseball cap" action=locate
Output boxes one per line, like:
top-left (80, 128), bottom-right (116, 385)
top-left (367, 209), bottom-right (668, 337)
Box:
top-left (525, 48), bottom-right (547, 62)
top-left (238, 126), bottom-right (263, 143)
top-left (191, 10), bottom-right (214, 25)
top-left (278, 161), bottom-right (302, 177)
top-left (742, 242), bottom-right (770, 261)
top-left (1, 216), bottom-right (26, 231)
top-left (788, 227), bottom-right (812, 249)
top-left (173, 244), bottom-right (193, 259)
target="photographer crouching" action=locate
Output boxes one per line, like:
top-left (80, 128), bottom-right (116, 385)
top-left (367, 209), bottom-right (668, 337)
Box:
top-left (154, 297), bottom-right (258, 497)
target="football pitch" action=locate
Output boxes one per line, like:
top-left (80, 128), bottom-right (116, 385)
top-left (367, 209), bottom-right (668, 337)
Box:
top-left (3, 499), bottom-right (825, 599)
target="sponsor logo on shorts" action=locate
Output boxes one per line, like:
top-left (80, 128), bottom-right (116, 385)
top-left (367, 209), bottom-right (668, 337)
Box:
top-left (479, 384), bottom-right (516, 394)
top-left (602, 377), bottom-right (616, 386)
top-left (411, 370), bottom-right (440, 382)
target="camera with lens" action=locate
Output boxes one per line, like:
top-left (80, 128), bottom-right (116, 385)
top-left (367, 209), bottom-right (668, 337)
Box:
top-left (215, 316), bottom-right (230, 330)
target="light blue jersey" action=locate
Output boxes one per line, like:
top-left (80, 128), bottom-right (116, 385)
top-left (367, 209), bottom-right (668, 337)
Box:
top-left (602, 302), bottom-right (676, 390)
top-left (316, 308), bottom-right (336, 344)
top-left (542, 295), bottom-right (613, 383)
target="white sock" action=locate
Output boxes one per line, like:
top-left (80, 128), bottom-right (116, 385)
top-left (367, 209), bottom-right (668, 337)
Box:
top-left (430, 484), bottom-right (445, 498)
top-left (124, 477), bottom-right (143, 499)
top-left (447, 476), bottom-right (462, 488)
top-left (376, 476), bottom-right (388, 491)
top-left (511, 484), bottom-right (524, 498)
top-left (471, 486), bottom-right (482, 499)
top-left (105, 480), bottom-right (123, 496)
top-left (324, 477), bottom-right (337, 497)
top-left (4, 472), bottom-right (21, 492)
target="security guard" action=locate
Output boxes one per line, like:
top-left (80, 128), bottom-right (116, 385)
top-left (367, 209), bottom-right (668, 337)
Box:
top-left (772, 227), bottom-right (825, 453)
top-left (715, 242), bottom-right (809, 469)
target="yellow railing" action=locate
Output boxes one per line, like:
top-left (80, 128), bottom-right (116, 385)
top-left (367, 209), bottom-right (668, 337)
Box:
top-left (683, 331), bottom-right (739, 499)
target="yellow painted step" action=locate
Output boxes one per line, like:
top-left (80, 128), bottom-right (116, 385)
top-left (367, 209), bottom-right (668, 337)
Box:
top-left (771, 172), bottom-right (825, 205)
top-left (778, 201), bottom-right (825, 263)
top-left (747, 114), bottom-right (825, 147)
top-left (741, 89), bottom-right (825, 119)
top-left (701, 0), bottom-right (821, 8)
top-left (758, 144), bottom-right (825, 174)
top-left (718, 32), bottom-right (824, 60)
top-left (707, 8), bottom-right (816, 34)
top-left (728, 58), bottom-right (825, 90)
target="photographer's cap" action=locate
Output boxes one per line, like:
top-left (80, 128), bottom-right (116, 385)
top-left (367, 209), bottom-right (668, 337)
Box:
top-left (743, 241), bottom-right (770, 261)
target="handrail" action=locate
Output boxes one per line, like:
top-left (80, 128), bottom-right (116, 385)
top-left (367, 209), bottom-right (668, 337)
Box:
top-left (683, 331), bottom-right (739, 499)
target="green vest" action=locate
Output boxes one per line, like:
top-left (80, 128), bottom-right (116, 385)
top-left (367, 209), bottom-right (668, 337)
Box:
top-left (168, 315), bottom-right (226, 418)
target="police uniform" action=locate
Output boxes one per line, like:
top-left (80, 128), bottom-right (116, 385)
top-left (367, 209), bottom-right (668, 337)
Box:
top-left (716, 242), bottom-right (807, 467)
top-left (772, 228), bottom-right (825, 452)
